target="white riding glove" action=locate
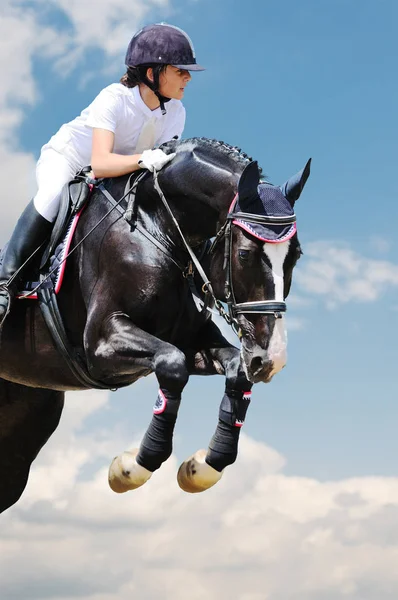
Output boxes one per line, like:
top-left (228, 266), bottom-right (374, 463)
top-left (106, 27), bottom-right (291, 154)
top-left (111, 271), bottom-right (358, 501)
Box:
top-left (138, 149), bottom-right (176, 172)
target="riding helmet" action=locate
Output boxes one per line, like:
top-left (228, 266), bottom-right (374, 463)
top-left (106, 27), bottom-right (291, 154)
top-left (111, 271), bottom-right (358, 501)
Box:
top-left (125, 23), bottom-right (205, 71)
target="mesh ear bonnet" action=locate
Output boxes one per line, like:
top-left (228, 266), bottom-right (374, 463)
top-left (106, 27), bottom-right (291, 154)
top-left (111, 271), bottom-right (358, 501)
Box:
top-left (233, 184), bottom-right (296, 243)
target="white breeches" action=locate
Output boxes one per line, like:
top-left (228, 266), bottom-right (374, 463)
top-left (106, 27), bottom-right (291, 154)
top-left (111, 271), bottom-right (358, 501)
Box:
top-left (33, 149), bottom-right (81, 223)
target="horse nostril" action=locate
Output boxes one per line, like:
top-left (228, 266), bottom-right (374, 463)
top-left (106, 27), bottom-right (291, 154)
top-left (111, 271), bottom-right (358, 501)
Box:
top-left (250, 356), bottom-right (263, 374)
top-left (250, 355), bottom-right (273, 378)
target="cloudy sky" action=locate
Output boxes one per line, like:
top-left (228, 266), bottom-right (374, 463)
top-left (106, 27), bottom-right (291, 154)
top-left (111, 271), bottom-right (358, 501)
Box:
top-left (1, 0), bottom-right (398, 598)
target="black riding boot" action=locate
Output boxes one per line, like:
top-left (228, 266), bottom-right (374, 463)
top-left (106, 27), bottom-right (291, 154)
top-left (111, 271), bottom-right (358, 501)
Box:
top-left (0, 201), bottom-right (53, 326)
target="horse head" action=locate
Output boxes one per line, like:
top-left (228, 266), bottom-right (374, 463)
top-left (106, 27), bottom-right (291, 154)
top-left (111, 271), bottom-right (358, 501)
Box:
top-left (209, 158), bottom-right (311, 383)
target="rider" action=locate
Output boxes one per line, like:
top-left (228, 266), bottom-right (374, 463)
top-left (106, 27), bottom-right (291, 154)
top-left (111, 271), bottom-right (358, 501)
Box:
top-left (0, 23), bottom-right (204, 326)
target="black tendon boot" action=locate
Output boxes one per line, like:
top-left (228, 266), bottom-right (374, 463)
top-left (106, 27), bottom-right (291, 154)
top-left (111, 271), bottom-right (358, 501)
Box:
top-left (0, 201), bottom-right (53, 326)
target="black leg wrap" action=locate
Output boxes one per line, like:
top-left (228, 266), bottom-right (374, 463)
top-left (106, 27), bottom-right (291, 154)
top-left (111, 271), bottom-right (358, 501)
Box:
top-left (136, 389), bottom-right (181, 472)
top-left (206, 388), bottom-right (251, 472)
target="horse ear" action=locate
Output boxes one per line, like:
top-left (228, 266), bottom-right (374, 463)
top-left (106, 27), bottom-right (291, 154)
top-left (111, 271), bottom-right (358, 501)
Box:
top-left (238, 161), bottom-right (261, 203)
top-left (280, 158), bottom-right (311, 207)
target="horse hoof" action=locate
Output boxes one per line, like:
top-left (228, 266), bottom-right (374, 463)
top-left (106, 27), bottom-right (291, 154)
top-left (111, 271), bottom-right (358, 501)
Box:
top-left (177, 449), bottom-right (223, 493)
top-left (108, 449), bottom-right (152, 493)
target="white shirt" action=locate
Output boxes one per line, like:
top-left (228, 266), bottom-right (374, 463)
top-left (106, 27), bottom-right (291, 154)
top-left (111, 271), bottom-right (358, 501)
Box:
top-left (43, 83), bottom-right (186, 168)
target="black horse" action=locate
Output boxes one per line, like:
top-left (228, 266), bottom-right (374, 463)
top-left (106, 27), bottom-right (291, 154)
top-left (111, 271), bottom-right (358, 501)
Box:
top-left (0, 138), bottom-right (310, 511)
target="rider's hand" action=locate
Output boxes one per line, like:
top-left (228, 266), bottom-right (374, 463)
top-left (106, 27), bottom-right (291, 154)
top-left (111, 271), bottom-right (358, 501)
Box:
top-left (138, 149), bottom-right (176, 172)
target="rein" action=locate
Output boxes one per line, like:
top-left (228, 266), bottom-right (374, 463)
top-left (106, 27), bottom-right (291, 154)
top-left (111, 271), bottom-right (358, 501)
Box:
top-left (152, 171), bottom-right (214, 298)
top-left (152, 171), bottom-right (296, 334)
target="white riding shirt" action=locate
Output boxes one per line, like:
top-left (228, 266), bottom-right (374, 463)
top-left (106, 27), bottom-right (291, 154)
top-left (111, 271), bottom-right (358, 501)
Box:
top-left (34, 83), bottom-right (185, 222)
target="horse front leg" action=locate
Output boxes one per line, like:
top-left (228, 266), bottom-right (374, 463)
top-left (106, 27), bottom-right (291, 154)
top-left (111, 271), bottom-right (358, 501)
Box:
top-left (84, 312), bottom-right (189, 493)
top-left (178, 344), bottom-right (253, 493)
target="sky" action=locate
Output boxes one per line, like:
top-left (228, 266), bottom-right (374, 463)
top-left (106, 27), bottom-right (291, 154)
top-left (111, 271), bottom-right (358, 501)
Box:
top-left (0, 0), bottom-right (398, 598)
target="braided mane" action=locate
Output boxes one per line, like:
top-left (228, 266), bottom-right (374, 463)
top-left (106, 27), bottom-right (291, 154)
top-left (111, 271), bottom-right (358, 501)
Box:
top-left (160, 137), bottom-right (265, 177)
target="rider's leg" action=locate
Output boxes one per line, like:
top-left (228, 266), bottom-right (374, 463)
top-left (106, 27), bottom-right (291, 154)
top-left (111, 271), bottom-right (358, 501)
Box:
top-left (0, 149), bottom-right (78, 325)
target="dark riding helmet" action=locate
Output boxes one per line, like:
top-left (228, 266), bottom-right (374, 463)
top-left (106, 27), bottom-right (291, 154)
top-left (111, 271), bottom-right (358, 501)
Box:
top-left (125, 24), bottom-right (204, 115)
top-left (125, 23), bottom-right (205, 71)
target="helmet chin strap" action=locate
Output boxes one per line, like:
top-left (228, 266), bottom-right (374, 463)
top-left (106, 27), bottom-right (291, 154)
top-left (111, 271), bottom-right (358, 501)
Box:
top-left (144, 69), bottom-right (171, 115)
top-left (155, 92), bottom-right (171, 116)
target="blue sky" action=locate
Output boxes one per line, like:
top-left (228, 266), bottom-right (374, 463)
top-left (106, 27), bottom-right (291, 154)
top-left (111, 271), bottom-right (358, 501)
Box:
top-left (1, 1), bottom-right (398, 598)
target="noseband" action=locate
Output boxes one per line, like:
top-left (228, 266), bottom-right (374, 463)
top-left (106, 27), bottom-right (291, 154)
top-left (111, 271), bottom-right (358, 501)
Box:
top-left (152, 171), bottom-right (296, 333)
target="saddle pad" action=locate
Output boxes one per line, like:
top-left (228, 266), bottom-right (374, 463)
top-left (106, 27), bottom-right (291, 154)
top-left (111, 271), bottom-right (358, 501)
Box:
top-left (15, 212), bottom-right (81, 300)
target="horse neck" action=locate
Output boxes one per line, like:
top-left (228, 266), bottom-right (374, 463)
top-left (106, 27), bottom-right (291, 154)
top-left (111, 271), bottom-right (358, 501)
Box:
top-left (139, 162), bottom-right (240, 244)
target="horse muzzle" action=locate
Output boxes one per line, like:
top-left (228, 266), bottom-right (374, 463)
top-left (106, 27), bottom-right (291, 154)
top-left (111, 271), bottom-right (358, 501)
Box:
top-left (242, 351), bottom-right (272, 383)
top-left (242, 342), bottom-right (287, 384)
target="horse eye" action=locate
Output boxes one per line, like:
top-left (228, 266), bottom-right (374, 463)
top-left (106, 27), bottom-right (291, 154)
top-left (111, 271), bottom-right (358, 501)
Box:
top-left (238, 249), bottom-right (250, 262)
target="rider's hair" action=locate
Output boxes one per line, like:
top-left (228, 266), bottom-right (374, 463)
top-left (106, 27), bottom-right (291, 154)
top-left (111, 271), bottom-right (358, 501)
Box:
top-left (120, 65), bottom-right (168, 88)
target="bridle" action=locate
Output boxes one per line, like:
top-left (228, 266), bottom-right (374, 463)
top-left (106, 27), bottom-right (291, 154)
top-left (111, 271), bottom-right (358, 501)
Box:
top-left (152, 171), bottom-right (296, 334)
top-left (209, 194), bottom-right (296, 330)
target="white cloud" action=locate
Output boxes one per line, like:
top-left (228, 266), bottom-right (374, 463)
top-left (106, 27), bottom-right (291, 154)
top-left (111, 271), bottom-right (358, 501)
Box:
top-left (20, 389), bottom-right (111, 507)
top-left (44, 0), bottom-right (170, 61)
top-left (296, 241), bottom-right (398, 309)
top-left (0, 5), bottom-right (67, 239)
top-left (2, 393), bottom-right (398, 600)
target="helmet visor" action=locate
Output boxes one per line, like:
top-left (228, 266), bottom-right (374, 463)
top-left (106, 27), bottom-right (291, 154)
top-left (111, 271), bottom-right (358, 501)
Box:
top-left (172, 63), bottom-right (205, 71)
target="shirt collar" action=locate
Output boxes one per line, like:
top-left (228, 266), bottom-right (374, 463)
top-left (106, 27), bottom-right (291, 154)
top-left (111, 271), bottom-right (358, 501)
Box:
top-left (132, 85), bottom-right (163, 119)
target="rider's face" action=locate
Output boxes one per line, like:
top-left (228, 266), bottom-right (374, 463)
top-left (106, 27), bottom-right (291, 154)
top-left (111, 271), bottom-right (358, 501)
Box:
top-left (157, 65), bottom-right (192, 100)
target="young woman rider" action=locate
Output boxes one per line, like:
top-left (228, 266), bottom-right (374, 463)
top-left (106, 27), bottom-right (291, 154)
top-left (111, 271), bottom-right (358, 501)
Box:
top-left (0, 23), bottom-right (204, 326)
